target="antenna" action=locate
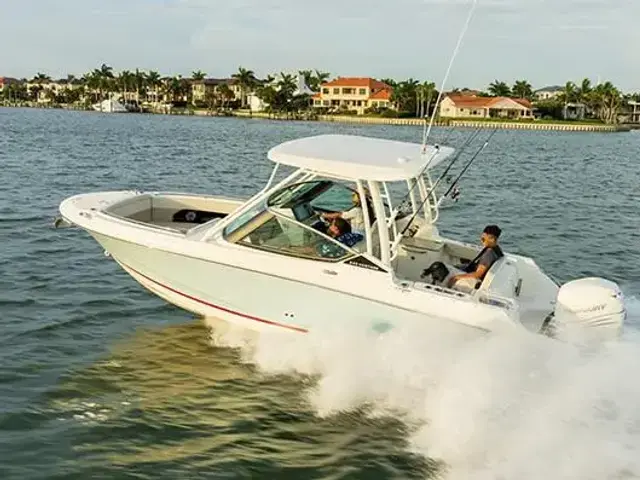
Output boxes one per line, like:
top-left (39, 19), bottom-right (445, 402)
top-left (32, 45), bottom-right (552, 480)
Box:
top-left (421, 0), bottom-right (479, 153)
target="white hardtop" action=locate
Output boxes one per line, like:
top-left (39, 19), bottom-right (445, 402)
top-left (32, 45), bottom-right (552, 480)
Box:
top-left (267, 134), bottom-right (455, 182)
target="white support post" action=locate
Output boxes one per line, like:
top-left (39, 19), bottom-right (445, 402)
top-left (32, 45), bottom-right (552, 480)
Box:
top-left (367, 180), bottom-right (390, 266)
top-left (356, 180), bottom-right (373, 256)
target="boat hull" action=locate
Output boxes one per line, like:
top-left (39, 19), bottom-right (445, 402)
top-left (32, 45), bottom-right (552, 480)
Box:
top-left (58, 190), bottom-right (527, 339)
top-left (90, 231), bottom-right (493, 340)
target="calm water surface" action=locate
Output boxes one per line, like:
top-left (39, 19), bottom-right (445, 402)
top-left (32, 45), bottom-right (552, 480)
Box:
top-left (1, 107), bottom-right (640, 479)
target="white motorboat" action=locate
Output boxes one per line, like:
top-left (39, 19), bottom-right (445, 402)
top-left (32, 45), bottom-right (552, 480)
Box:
top-left (56, 134), bottom-right (626, 342)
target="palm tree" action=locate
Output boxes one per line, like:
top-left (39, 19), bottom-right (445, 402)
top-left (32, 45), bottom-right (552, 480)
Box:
top-left (591, 81), bottom-right (622, 124)
top-left (191, 70), bottom-right (206, 81)
top-left (577, 78), bottom-right (593, 116)
top-left (118, 70), bottom-right (134, 102)
top-left (391, 79), bottom-right (418, 115)
top-left (512, 80), bottom-right (533, 99)
top-left (311, 70), bottom-right (330, 92)
top-left (578, 78), bottom-right (592, 101)
top-left (87, 63), bottom-right (115, 102)
top-left (416, 81), bottom-right (437, 118)
top-left (133, 69), bottom-right (147, 105)
top-left (557, 81), bottom-right (578, 120)
top-left (380, 78), bottom-right (397, 88)
top-left (232, 67), bottom-right (257, 108)
top-left (31, 73), bottom-right (51, 83)
top-left (146, 71), bottom-right (161, 104)
top-left (82, 71), bottom-right (100, 103)
top-left (488, 80), bottom-right (511, 97)
top-left (560, 81), bottom-right (577, 104)
top-left (163, 76), bottom-right (181, 103)
top-left (278, 73), bottom-right (297, 96)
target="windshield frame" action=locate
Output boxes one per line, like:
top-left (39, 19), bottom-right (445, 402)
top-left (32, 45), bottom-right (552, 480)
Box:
top-left (222, 200), bottom-right (367, 263)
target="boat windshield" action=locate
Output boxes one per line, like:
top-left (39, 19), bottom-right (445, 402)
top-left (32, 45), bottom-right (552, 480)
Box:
top-left (267, 180), bottom-right (359, 221)
top-left (223, 206), bottom-right (358, 262)
top-left (221, 180), bottom-right (374, 261)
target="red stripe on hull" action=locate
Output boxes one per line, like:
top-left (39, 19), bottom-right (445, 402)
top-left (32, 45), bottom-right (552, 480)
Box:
top-left (121, 262), bottom-right (308, 334)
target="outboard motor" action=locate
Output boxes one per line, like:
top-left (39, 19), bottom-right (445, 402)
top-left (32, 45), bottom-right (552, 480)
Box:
top-left (545, 277), bottom-right (625, 343)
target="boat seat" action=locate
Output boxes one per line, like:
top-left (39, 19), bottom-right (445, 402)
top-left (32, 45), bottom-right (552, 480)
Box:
top-left (475, 257), bottom-right (520, 299)
top-left (350, 238), bottom-right (367, 253)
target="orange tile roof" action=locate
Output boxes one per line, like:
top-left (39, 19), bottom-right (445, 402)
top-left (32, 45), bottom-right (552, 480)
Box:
top-left (370, 89), bottom-right (391, 100)
top-left (512, 98), bottom-right (533, 109)
top-left (322, 77), bottom-right (392, 90)
top-left (312, 93), bottom-right (321, 99)
top-left (445, 95), bottom-right (494, 108)
top-left (446, 94), bottom-right (532, 109)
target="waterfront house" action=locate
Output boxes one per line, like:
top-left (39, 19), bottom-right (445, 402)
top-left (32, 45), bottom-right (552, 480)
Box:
top-left (534, 86), bottom-right (564, 101)
top-left (312, 77), bottom-right (394, 115)
top-left (191, 78), bottom-right (243, 106)
top-left (247, 73), bottom-right (314, 112)
top-left (439, 94), bottom-right (533, 119)
top-left (628, 100), bottom-right (640, 124)
top-left (562, 102), bottom-right (586, 121)
top-left (0, 77), bottom-right (20, 91)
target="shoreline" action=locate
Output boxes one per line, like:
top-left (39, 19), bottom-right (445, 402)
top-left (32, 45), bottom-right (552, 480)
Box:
top-left (202, 110), bottom-right (633, 133)
top-left (1, 103), bottom-right (633, 133)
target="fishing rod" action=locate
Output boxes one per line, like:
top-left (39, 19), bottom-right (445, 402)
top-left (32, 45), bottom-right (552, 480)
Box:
top-left (393, 126), bottom-right (483, 217)
top-left (400, 128), bottom-right (497, 236)
top-left (442, 127), bottom-right (499, 199)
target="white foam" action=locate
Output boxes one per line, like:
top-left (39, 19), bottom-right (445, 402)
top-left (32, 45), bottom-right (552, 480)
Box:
top-left (205, 294), bottom-right (640, 480)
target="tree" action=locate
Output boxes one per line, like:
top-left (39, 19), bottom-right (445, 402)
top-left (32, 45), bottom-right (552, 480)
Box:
top-left (146, 71), bottom-right (161, 103)
top-left (216, 83), bottom-right (235, 109)
top-left (133, 69), bottom-right (147, 104)
top-left (256, 85), bottom-right (279, 116)
top-left (31, 72), bottom-right (51, 83)
top-left (577, 78), bottom-right (592, 103)
top-left (512, 80), bottom-right (533, 99)
top-left (559, 81), bottom-right (577, 104)
top-left (392, 79), bottom-right (419, 116)
top-left (380, 78), bottom-right (397, 88)
top-left (416, 81), bottom-right (437, 118)
top-left (232, 66), bottom-right (257, 108)
top-left (488, 80), bottom-right (511, 97)
top-left (313, 70), bottom-right (330, 91)
top-left (118, 70), bottom-right (134, 100)
top-left (85, 63), bottom-right (115, 102)
top-left (591, 81), bottom-right (622, 124)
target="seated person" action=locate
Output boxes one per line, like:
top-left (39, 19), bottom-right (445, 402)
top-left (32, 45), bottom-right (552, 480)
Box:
top-left (421, 225), bottom-right (504, 292)
top-left (317, 217), bottom-right (364, 258)
top-left (321, 191), bottom-right (367, 235)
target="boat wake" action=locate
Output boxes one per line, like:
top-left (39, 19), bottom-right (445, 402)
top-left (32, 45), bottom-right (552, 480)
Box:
top-left (205, 292), bottom-right (640, 480)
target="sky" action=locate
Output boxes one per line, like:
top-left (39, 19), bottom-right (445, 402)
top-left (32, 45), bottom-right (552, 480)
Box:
top-left (0, 0), bottom-right (638, 92)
